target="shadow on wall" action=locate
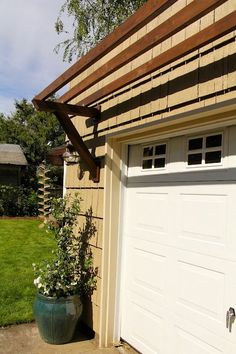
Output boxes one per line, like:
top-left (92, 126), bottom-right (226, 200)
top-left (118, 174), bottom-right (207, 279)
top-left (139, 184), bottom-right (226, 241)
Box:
top-left (85, 38), bottom-right (236, 129)
top-left (76, 207), bottom-right (98, 340)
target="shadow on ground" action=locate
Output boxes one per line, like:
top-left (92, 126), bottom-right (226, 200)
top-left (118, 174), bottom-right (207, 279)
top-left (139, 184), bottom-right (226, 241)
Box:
top-left (0, 322), bottom-right (119, 354)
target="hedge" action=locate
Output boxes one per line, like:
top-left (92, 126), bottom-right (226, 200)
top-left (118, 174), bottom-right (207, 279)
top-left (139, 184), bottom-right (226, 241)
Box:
top-left (0, 185), bottom-right (38, 217)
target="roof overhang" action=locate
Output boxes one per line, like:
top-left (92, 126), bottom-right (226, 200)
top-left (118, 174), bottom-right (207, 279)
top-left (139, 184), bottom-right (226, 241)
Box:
top-left (32, 0), bottom-right (236, 182)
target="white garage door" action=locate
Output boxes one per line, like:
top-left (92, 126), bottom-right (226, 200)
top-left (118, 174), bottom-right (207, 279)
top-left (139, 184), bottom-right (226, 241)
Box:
top-left (120, 127), bottom-right (236, 354)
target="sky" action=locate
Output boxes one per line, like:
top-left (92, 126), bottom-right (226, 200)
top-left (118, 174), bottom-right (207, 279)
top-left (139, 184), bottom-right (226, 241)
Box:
top-left (0, 0), bottom-right (72, 115)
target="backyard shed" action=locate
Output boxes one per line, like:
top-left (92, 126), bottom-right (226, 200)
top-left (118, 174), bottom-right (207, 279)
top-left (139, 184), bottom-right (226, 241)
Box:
top-left (33, 0), bottom-right (236, 352)
top-left (0, 144), bottom-right (27, 185)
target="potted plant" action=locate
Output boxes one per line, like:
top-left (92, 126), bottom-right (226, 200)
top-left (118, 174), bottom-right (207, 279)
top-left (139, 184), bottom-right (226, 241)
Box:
top-left (33, 195), bottom-right (97, 344)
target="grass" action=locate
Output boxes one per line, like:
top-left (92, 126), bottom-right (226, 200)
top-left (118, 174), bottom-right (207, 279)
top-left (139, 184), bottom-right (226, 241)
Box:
top-left (0, 219), bottom-right (56, 326)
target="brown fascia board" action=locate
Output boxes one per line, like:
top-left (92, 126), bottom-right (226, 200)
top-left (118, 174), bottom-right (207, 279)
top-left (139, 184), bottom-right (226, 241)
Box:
top-left (77, 10), bottom-right (236, 107)
top-left (33, 0), bottom-right (176, 101)
top-left (59, 0), bottom-right (227, 104)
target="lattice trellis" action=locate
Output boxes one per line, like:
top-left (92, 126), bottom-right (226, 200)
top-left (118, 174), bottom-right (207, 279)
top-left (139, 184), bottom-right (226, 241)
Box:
top-left (37, 162), bottom-right (51, 220)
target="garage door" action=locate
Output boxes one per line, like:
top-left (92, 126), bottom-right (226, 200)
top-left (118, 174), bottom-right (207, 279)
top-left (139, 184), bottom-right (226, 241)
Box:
top-left (120, 128), bottom-right (236, 354)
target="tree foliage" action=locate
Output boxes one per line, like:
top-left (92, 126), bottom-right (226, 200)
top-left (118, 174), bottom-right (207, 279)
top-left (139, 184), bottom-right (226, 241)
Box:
top-left (0, 99), bottom-right (65, 189)
top-left (55, 0), bottom-right (146, 62)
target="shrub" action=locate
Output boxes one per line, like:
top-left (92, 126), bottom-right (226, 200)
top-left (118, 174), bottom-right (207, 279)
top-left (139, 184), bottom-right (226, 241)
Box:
top-left (33, 195), bottom-right (97, 298)
top-left (0, 185), bottom-right (38, 216)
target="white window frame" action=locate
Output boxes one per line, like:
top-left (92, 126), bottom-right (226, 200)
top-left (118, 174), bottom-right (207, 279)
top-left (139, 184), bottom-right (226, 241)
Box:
top-left (141, 141), bottom-right (168, 172)
top-left (186, 131), bottom-right (224, 169)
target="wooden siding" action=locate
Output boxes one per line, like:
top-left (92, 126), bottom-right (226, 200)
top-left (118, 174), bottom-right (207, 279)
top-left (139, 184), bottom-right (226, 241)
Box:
top-left (65, 0), bottom-right (236, 334)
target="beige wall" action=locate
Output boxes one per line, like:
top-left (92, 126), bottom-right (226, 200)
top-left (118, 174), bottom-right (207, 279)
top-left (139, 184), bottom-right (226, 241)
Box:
top-left (65, 0), bottom-right (236, 337)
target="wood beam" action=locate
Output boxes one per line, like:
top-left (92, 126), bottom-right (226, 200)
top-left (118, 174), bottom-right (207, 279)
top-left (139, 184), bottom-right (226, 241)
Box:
top-left (78, 10), bottom-right (236, 107)
top-left (32, 99), bottom-right (100, 118)
top-left (54, 111), bottom-right (100, 182)
top-left (34, 0), bottom-right (176, 101)
top-left (59, 0), bottom-right (226, 104)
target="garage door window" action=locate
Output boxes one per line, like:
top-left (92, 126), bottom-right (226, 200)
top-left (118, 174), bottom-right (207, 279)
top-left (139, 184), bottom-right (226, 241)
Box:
top-left (187, 133), bottom-right (222, 166)
top-left (142, 143), bottom-right (167, 170)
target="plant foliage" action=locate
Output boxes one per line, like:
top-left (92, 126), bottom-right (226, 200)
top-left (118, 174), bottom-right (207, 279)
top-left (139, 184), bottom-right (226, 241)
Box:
top-left (0, 185), bottom-right (38, 216)
top-left (55, 0), bottom-right (146, 62)
top-left (33, 195), bottom-right (97, 298)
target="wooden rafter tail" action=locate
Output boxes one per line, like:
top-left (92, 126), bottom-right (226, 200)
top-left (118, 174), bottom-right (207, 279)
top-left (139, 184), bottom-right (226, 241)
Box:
top-left (78, 10), bottom-right (236, 107)
top-left (54, 110), bottom-right (100, 183)
top-left (32, 99), bottom-right (100, 119)
top-left (33, 0), bottom-right (176, 101)
top-left (59, 0), bottom-right (227, 104)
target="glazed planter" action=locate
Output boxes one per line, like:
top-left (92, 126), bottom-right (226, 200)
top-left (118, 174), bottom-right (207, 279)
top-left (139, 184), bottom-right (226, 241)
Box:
top-left (34, 293), bottom-right (83, 344)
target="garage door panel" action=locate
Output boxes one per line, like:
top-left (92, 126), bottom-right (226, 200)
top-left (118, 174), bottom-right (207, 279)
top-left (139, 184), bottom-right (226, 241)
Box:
top-left (123, 289), bottom-right (168, 323)
top-left (174, 325), bottom-right (223, 354)
top-left (132, 247), bottom-right (166, 296)
top-left (122, 301), bottom-right (164, 353)
top-left (125, 188), bottom-right (170, 244)
top-left (129, 303), bottom-right (163, 354)
top-left (171, 251), bottom-right (230, 336)
top-left (121, 293), bottom-right (167, 354)
top-left (135, 191), bottom-right (169, 234)
top-left (123, 238), bottom-right (169, 304)
top-left (174, 184), bottom-right (236, 261)
top-left (175, 261), bottom-right (224, 326)
top-left (179, 192), bottom-right (227, 245)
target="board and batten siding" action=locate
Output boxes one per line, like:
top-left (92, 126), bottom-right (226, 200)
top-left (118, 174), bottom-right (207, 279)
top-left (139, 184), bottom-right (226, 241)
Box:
top-left (65, 0), bottom-right (236, 334)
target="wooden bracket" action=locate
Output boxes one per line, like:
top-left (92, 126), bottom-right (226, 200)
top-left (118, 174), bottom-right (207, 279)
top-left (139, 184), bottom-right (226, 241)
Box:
top-left (32, 99), bottom-right (100, 119)
top-left (54, 110), bottom-right (100, 182)
top-left (32, 99), bottom-right (100, 182)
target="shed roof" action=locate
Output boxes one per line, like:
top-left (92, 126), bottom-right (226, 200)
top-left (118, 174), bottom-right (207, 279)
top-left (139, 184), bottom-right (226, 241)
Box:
top-left (0, 144), bottom-right (28, 166)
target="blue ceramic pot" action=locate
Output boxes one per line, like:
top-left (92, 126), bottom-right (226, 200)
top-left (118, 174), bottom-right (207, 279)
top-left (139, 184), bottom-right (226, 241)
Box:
top-left (34, 293), bottom-right (83, 344)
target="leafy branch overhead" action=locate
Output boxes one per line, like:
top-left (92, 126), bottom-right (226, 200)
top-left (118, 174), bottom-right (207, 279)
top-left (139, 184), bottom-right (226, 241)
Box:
top-left (55, 0), bottom-right (146, 62)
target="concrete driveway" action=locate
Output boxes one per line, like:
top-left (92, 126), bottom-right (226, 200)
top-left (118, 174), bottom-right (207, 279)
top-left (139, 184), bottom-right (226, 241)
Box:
top-left (0, 323), bottom-right (133, 354)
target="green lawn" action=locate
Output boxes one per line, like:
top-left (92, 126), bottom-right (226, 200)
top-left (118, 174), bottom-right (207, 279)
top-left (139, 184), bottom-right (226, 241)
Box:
top-left (0, 219), bottom-right (55, 326)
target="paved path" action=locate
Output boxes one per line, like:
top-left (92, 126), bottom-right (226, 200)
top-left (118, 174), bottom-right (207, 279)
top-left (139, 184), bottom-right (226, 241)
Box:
top-left (0, 323), bottom-right (123, 354)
